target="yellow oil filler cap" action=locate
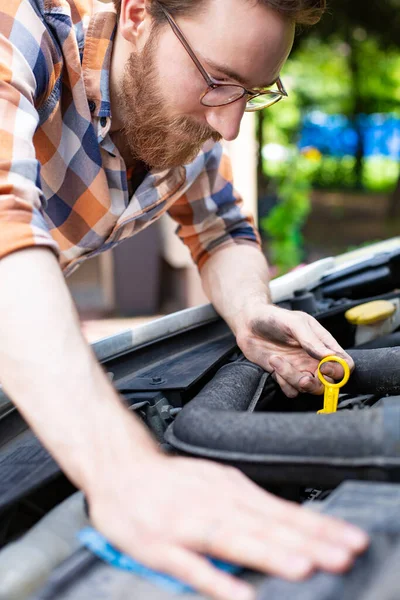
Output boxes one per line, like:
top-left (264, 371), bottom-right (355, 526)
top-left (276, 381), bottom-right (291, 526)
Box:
top-left (317, 356), bottom-right (351, 414)
top-left (345, 300), bottom-right (396, 326)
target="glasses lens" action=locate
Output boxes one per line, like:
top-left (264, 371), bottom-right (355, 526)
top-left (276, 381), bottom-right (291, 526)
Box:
top-left (245, 93), bottom-right (282, 112)
top-left (201, 85), bottom-right (245, 107)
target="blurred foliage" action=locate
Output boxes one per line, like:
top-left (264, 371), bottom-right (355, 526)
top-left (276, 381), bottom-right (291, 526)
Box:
top-left (261, 36), bottom-right (400, 164)
top-left (261, 159), bottom-right (311, 275)
top-left (259, 7), bottom-right (400, 272)
top-left (313, 0), bottom-right (400, 51)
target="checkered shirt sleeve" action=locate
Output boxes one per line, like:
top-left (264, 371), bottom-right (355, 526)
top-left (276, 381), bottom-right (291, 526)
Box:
top-left (168, 141), bottom-right (261, 270)
top-left (0, 0), bottom-right (60, 260)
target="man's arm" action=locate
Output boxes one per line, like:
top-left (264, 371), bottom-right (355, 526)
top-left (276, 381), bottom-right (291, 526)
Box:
top-left (0, 248), bottom-right (367, 600)
top-left (200, 243), bottom-right (354, 396)
top-left (0, 248), bottom-right (157, 489)
top-left (168, 142), bottom-right (353, 393)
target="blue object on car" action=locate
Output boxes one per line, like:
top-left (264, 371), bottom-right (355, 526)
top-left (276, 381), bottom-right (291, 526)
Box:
top-left (78, 527), bottom-right (243, 594)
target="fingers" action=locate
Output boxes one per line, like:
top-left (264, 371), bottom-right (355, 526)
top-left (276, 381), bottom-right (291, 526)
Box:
top-left (286, 313), bottom-right (351, 366)
top-left (274, 314), bottom-right (354, 392)
top-left (287, 318), bottom-right (333, 360)
top-left (230, 476), bottom-right (369, 557)
top-left (308, 319), bottom-right (355, 371)
top-left (270, 355), bottom-right (323, 395)
top-left (91, 454), bottom-right (369, 600)
top-left (138, 544), bottom-right (255, 600)
top-left (198, 515), bottom-right (354, 577)
top-left (264, 495), bottom-right (369, 553)
top-left (319, 361), bottom-right (347, 381)
top-left (204, 530), bottom-right (314, 580)
top-left (238, 306), bottom-right (355, 397)
top-left (170, 471), bottom-right (368, 580)
top-left (272, 370), bottom-right (299, 398)
top-left (288, 507), bottom-right (369, 555)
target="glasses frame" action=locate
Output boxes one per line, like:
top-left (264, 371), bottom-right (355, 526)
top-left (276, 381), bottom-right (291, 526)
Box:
top-left (156, 1), bottom-right (288, 112)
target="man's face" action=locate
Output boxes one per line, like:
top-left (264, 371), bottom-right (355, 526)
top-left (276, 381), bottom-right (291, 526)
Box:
top-left (117, 0), bottom-right (294, 170)
top-left (118, 30), bottom-right (222, 170)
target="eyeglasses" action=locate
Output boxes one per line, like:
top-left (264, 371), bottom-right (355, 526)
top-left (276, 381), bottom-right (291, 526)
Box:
top-left (156, 1), bottom-right (288, 112)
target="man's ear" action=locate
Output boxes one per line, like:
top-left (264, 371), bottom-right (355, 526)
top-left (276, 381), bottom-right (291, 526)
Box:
top-left (119, 0), bottom-right (149, 45)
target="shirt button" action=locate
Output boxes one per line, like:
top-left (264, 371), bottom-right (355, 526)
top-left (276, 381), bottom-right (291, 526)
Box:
top-left (100, 116), bottom-right (107, 127)
top-left (88, 100), bottom-right (96, 113)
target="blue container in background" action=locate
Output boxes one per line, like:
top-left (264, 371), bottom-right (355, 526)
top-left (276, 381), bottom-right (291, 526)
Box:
top-left (299, 111), bottom-right (400, 159)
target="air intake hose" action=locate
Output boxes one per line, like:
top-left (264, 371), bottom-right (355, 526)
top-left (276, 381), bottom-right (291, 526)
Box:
top-left (345, 348), bottom-right (400, 395)
top-left (165, 350), bottom-right (400, 488)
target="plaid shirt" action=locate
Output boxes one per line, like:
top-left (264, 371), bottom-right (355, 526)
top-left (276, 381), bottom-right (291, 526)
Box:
top-left (0, 0), bottom-right (260, 276)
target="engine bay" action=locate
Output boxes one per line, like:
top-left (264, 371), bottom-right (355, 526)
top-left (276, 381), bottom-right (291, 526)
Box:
top-left (1, 240), bottom-right (400, 599)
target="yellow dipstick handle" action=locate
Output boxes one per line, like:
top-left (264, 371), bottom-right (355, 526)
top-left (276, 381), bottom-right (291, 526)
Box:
top-left (317, 356), bottom-right (351, 414)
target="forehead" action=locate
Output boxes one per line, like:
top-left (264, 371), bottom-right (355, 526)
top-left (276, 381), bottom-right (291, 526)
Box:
top-left (174, 0), bottom-right (295, 86)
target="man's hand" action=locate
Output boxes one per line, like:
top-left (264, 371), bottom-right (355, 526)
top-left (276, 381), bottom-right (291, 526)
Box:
top-left (1, 249), bottom-right (367, 600)
top-left (88, 451), bottom-right (368, 600)
top-left (200, 245), bottom-right (354, 398)
top-left (234, 303), bottom-right (354, 398)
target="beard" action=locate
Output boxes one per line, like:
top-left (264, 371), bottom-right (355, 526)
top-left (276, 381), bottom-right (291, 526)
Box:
top-left (117, 31), bottom-right (222, 170)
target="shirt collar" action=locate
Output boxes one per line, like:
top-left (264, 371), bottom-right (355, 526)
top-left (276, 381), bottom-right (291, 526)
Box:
top-left (82, 0), bottom-right (117, 118)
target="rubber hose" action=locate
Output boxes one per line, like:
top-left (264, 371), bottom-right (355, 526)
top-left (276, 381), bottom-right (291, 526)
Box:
top-left (165, 356), bottom-right (400, 488)
top-left (354, 331), bottom-right (400, 350)
top-left (166, 358), bottom-right (400, 459)
top-left (346, 348), bottom-right (400, 395)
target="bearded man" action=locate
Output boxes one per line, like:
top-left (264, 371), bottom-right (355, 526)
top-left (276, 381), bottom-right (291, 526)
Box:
top-left (0, 0), bottom-right (368, 598)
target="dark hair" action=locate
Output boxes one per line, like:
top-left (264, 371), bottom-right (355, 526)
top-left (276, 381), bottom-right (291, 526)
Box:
top-left (113, 0), bottom-right (326, 26)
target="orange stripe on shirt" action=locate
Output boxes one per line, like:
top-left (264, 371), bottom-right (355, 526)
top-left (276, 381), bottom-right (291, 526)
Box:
top-left (219, 152), bottom-right (234, 181)
top-left (0, 130), bottom-right (14, 162)
top-left (0, 0), bottom-right (24, 19)
top-left (33, 128), bottom-right (58, 166)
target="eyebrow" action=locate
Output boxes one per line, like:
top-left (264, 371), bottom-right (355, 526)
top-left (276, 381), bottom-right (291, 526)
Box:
top-left (203, 56), bottom-right (277, 89)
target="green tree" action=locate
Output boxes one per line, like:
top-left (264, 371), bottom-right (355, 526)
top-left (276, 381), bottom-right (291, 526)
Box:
top-left (258, 1), bottom-right (400, 271)
top-left (304, 0), bottom-right (400, 199)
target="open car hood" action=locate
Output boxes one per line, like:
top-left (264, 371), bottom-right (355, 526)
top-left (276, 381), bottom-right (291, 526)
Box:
top-left (1, 237), bottom-right (400, 599)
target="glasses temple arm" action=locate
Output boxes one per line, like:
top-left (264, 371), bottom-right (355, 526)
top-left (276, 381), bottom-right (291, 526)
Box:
top-left (156, 1), bottom-right (288, 99)
top-left (157, 3), bottom-right (215, 87)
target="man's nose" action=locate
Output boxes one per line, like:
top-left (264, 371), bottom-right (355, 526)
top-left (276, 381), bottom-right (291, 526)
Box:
top-left (205, 98), bottom-right (247, 142)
